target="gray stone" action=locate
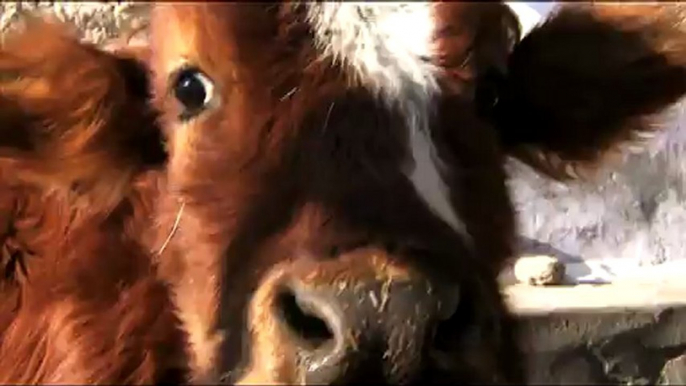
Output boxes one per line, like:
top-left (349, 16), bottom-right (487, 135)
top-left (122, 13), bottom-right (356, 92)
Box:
top-left (513, 255), bottom-right (566, 286)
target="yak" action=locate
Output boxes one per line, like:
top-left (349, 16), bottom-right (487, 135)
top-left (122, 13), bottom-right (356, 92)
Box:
top-left (0, 2), bottom-right (684, 385)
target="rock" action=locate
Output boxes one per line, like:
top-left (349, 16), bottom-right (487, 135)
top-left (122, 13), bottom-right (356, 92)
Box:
top-left (659, 354), bottom-right (686, 385)
top-left (527, 349), bottom-right (608, 385)
top-left (513, 255), bottom-right (566, 286)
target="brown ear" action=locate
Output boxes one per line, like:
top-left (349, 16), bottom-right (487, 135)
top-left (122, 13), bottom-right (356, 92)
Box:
top-left (0, 20), bottom-right (165, 212)
top-left (490, 3), bottom-right (686, 180)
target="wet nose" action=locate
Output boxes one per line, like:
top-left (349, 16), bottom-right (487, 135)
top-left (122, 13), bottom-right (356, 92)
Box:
top-left (272, 274), bottom-right (460, 384)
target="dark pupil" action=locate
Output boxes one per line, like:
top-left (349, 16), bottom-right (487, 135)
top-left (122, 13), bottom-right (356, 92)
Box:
top-left (174, 71), bottom-right (207, 113)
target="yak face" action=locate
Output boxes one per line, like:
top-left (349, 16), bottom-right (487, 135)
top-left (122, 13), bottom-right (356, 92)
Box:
top-left (146, 2), bottom-right (686, 385)
top-left (148, 3), bottom-right (520, 384)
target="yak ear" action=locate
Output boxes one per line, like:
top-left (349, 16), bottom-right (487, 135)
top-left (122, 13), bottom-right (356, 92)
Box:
top-left (0, 19), bottom-right (165, 212)
top-left (487, 3), bottom-right (686, 180)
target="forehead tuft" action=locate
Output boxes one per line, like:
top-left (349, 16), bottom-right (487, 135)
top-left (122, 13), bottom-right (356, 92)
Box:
top-left (303, 2), bottom-right (440, 103)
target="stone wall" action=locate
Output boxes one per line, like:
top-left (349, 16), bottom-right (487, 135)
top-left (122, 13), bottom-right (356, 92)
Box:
top-left (509, 284), bottom-right (686, 385)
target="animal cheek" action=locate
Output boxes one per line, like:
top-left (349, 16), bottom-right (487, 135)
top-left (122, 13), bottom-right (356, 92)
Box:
top-left (168, 123), bottom-right (202, 165)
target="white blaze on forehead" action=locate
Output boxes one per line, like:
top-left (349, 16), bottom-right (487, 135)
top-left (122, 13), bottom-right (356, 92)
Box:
top-left (304, 2), bottom-right (469, 238)
top-left (305, 2), bottom-right (438, 101)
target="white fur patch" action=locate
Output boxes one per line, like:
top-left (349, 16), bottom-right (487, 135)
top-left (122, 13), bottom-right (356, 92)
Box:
top-left (304, 2), bottom-right (469, 237)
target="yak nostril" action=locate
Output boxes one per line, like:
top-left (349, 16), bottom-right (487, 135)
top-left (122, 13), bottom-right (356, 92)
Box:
top-left (427, 290), bottom-right (469, 371)
top-left (428, 292), bottom-right (463, 353)
top-left (275, 287), bottom-right (335, 349)
top-left (430, 317), bottom-right (454, 353)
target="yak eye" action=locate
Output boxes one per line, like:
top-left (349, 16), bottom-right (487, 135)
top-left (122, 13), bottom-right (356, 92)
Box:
top-left (172, 67), bottom-right (215, 119)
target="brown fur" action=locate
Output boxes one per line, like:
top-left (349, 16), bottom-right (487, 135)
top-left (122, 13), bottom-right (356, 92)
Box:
top-left (0, 20), bottom-right (165, 212)
top-left (0, 2), bottom-right (684, 385)
top-left (0, 22), bottom-right (185, 384)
